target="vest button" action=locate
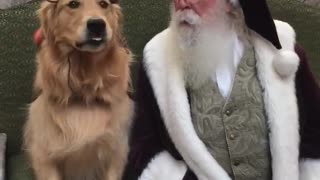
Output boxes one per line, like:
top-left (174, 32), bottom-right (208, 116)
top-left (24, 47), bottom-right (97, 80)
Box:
top-left (233, 159), bottom-right (241, 166)
top-left (225, 109), bottom-right (232, 116)
top-left (229, 134), bottom-right (236, 140)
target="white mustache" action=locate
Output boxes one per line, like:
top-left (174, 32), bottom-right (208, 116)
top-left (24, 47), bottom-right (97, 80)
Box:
top-left (174, 9), bottom-right (202, 25)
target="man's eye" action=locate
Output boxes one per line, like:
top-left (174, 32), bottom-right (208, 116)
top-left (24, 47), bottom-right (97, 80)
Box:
top-left (67, 0), bottom-right (80, 9)
top-left (99, 1), bottom-right (109, 8)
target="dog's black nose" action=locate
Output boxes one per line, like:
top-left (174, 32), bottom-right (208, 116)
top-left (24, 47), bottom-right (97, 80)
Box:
top-left (87, 18), bottom-right (106, 35)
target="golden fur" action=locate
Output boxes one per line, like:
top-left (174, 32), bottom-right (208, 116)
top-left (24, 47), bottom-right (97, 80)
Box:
top-left (23, 0), bottom-right (132, 179)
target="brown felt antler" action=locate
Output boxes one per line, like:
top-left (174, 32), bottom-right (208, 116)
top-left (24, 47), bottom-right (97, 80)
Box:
top-left (110, 0), bottom-right (119, 4)
top-left (46, 0), bottom-right (58, 3)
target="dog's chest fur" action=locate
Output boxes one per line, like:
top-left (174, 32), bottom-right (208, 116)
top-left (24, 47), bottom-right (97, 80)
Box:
top-left (41, 103), bottom-right (106, 147)
top-left (51, 103), bottom-right (112, 148)
top-left (29, 96), bottom-right (125, 178)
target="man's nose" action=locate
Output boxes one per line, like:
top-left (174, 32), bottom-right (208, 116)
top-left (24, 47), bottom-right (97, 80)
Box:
top-left (174, 0), bottom-right (198, 11)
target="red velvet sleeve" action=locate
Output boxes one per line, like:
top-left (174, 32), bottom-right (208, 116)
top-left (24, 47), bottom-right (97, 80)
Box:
top-left (295, 44), bottom-right (320, 159)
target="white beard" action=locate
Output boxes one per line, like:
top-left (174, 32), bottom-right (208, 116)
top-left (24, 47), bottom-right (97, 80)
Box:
top-left (170, 8), bottom-right (237, 89)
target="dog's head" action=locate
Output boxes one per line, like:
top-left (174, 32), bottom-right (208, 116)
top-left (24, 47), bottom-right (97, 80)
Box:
top-left (39, 0), bottom-right (122, 52)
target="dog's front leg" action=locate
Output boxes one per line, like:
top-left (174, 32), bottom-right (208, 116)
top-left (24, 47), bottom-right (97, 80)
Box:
top-left (105, 142), bottom-right (129, 180)
top-left (31, 157), bottom-right (61, 180)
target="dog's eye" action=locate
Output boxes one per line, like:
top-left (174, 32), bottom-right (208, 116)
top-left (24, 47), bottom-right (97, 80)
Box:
top-left (99, 1), bottom-right (109, 8)
top-left (67, 0), bottom-right (80, 9)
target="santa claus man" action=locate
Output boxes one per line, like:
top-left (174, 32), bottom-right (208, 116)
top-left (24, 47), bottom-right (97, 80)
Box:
top-left (123, 0), bottom-right (320, 179)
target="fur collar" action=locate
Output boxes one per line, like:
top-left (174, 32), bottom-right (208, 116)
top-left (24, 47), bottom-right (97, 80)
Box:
top-left (143, 20), bottom-right (300, 180)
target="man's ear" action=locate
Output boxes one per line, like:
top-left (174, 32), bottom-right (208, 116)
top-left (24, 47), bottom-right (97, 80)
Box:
top-left (38, 1), bottom-right (57, 43)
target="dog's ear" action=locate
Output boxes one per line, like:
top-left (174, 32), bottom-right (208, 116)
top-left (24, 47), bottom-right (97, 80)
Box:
top-left (38, 1), bottom-right (57, 43)
top-left (111, 5), bottom-right (125, 47)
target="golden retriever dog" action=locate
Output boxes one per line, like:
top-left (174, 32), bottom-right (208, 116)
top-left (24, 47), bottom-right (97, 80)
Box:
top-left (23, 0), bottom-right (132, 179)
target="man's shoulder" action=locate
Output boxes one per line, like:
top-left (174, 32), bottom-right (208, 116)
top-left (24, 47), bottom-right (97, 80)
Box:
top-left (142, 28), bottom-right (172, 70)
top-left (143, 28), bottom-right (170, 57)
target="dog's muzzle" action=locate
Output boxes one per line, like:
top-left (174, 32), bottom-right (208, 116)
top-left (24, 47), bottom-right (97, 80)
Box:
top-left (76, 18), bottom-right (107, 49)
top-left (86, 18), bottom-right (106, 45)
top-left (87, 18), bottom-right (106, 36)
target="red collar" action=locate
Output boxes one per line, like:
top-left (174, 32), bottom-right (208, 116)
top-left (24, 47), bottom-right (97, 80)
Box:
top-left (33, 28), bottom-right (43, 46)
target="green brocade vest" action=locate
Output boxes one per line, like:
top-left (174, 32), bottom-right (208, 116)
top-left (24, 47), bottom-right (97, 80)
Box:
top-left (189, 47), bottom-right (272, 180)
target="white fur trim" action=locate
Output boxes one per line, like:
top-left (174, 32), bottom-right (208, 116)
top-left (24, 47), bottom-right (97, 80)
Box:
top-left (272, 20), bottom-right (300, 79)
top-left (143, 20), bottom-right (300, 180)
top-left (139, 151), bottom-right (187, 180)
top-left (274, 20), bottom-right (296, 50)
top-left (273, 50), bottom-right (300, 78)
top-left (252, 21), bottom-right (300, 180)
top-left (300, 159), bottom-right (320, 180)
top-left (144, 30), bottom-right (231, 180)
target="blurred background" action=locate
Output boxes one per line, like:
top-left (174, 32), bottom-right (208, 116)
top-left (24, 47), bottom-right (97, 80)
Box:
top-left (300, 0), bottom-right (320, 6)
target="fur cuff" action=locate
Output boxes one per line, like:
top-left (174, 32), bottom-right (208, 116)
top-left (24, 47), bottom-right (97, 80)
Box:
top-left (300, 159), bottom-right (320, 180)
top-left (139, 151), bottom-right (187, 180)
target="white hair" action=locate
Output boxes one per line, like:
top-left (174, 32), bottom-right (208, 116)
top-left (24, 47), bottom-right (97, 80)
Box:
top-left (169, 0), bottom-right (249, 89)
